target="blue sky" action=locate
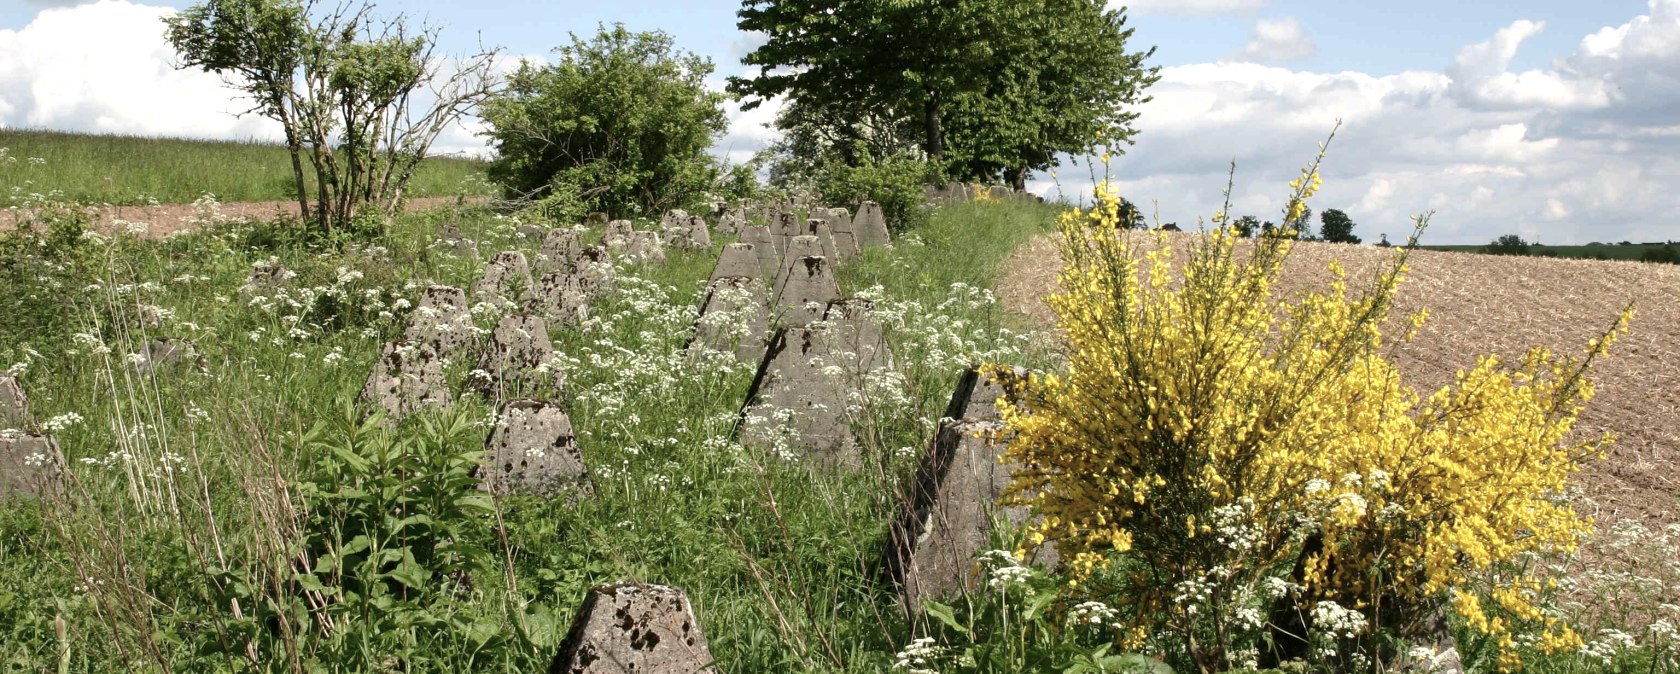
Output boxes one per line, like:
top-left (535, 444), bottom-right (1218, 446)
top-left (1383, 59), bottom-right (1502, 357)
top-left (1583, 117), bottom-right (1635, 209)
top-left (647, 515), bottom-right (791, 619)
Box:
top-left (3, 0), bottom-right (1678, 244)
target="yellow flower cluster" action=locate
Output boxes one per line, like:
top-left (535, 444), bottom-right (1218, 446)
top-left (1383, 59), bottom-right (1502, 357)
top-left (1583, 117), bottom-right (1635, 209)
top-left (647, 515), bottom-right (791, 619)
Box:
top-left (989, 169), bottom-right (1629, 669)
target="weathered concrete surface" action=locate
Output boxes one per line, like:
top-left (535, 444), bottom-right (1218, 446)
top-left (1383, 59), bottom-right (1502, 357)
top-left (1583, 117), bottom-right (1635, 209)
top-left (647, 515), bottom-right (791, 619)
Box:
top-left (475, 251), bottom-right (536, 307)
top-left (534, 272), bottom-right (591, 326)
top-left (802, 219), bottom-right (840, 264)
top-left (603, 220), bottom-right (636, 250)
top-left (827, 210), bottom-right (861, 262)
top-left (360, 341), bottom-right (452, 420)
top-left (880, 367), bottom-right (1053, 613)
top-left (576, 245), bottom-right (618, 298)
top-left (473, 313), bottom-right (557, 399)
top-left (690, 276), bottom-right (771, 362)
top-left (242, 258), bottom-right (294, 292)
top-left (537, 228), bottom-right (583, 275)
top-left (772, 250), bottom-right (841, 327)
top-left (402, 285), bottom-right (479, 361)
top-left (516, 223), bottom-right (548, 242)
top-left (626, 231), bottom-right (667, 264)
top-left (853, 201), bottom-right (891, 248)
top-left (549, 583), bottom-right (717, 674)
top-left (1, 433), bottom-right (64, 502)
top-left (667, 215), bottom-right (711, 251)
top-left (817, 298), bottom-right (892, 373)
top-left (482, 399), bottom-right (592, 501)
top-left (740, 225), bottom-right (780, 279)
top-left (707, 243), bottom-right (762, 287)
top-left (739, 325), bottom-right (873, 469)
top-left (1, 373), bottom-right (28, 430)
top-left (715, 208), bottom-right (746, 236)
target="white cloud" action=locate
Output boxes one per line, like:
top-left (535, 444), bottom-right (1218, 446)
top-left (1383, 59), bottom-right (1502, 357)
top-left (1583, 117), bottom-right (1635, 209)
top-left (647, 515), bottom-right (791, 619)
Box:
top-left (0, 0), bottom-right (279, 140)
top-left (1116, 0), bottom-right (1267, 16)
top-left (1230, 17), bottom-right (1316, 62)
top-left (1047, 2), bottom-right (1680, 244)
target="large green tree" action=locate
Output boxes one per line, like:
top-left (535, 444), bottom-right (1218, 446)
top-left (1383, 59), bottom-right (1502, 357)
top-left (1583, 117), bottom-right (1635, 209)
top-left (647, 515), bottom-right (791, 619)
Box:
top-left (1319, 208), bottom-right (1361, 244)
top-left (730, 0), bottom-right (1155, 185)
top-left (480, 25), bottom-right (726, 218)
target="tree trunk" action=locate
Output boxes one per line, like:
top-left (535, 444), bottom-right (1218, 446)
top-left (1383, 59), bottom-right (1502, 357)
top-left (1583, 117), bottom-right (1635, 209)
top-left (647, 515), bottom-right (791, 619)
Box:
top-left (923, 92), bottom-right (944, 163)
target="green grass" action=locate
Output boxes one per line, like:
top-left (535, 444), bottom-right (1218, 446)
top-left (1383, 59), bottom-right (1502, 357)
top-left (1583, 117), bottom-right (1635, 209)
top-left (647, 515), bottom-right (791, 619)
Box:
top-left (0, 198), bottom-right (1062, 671)
top-left (0, 128), bottom-right (492, 205)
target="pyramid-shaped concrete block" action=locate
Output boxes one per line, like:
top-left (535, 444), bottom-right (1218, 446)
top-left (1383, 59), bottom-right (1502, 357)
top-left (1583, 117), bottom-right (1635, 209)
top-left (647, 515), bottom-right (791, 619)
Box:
top-left (740, 225), bottom-right (781, 279)
top-left (669, 215), bottom-right (711, 251)
top-left (134, 338), bottom-right (203, 376)
top-left (603, 220), bottom-right (636, 250)
top-left (819, 299), bottom-right (892, 374)
top-left (537, 228), bottom-right (583, 275)
top-left (472, 313), bottom-right (557, 400)
top-left (482, 399), bottom-right (592, 501)
top-left (690, 276), bottom-right (771, 362)
top-left (626, 231), bottom-right (667, 264)
top-left (773, 252), bottom-right (840, 328)
top-left (880, 367), bottom-right (1055, 613)
top-left (707, 243), bottom-right (762, 287)
top-left (772, 235), bottom-right (825, 291)
top-left (853, 201), bottom-right (891, 248)
top-left (576, 245), bottom-right (618, 298)
top-left (534, 272), bottom-right (592, 325)
top-left (739, 326), bottom-right (861, 469)
top-left (803, 219), bottom-right (840, 263)
top-left (826, 210), bottom-right (861, 262)
top-left (474, 251), bottom-right (536, 307)
top-left (1, 372), bottom-right (28, 430)
top-left (402, 285), bottom-right (478, 361)
top-left (436, 224), bottom-right (480, 258)
top-left (360, 341), bottom-right (452, 420)
top-left (2, 432), bottom-right (64, 502)
top-left (550, 583), bottom-right (717, 674)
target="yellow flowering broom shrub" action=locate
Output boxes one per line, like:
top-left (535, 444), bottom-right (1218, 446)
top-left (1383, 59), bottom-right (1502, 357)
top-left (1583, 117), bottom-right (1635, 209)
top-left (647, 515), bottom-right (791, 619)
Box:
top-left (988, 152), bottom-right (1631, 673)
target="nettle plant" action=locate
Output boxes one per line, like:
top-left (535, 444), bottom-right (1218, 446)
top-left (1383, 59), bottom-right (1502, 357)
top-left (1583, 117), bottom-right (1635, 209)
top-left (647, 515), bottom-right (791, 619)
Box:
top-left (988, 148), bottom-right (1631, 673)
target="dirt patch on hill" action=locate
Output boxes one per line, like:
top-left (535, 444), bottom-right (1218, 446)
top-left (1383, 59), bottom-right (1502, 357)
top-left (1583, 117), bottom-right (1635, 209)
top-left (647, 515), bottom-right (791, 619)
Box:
top-left (1, 195), bottom-right (486, 238)
top-left (999, 233), bottom-right (1680, 526)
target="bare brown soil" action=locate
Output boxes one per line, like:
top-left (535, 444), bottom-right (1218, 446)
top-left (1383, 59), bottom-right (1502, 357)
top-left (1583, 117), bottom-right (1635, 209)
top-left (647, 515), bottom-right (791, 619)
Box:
top-left (1, 195), bottom-right (484, 238)
top-left (998, 233), bottom-right (1680, 526)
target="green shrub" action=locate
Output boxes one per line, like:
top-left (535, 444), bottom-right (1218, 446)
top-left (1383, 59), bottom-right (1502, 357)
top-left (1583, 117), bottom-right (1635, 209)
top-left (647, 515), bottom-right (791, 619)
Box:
top-left (815, 153), bottom-right (934, 233)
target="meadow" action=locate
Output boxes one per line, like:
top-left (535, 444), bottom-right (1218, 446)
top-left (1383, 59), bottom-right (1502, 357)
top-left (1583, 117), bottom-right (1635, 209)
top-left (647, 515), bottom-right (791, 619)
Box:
top-left (0, 128), bottom-right (492, 205)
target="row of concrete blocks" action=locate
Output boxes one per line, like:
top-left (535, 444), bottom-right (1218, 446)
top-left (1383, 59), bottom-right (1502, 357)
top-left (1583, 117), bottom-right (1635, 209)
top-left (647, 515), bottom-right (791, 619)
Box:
top-left (923, 182), bottom-right (1041, 204)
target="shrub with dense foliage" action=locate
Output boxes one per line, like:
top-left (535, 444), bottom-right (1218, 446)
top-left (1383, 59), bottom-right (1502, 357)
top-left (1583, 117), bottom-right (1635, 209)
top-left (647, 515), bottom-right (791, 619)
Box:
top-left (812, 153), bottom-right (936, 234)
top-left (989, 154), bottom-right (1630, 672)
top-left (481, 24), bottom-right (726, 220)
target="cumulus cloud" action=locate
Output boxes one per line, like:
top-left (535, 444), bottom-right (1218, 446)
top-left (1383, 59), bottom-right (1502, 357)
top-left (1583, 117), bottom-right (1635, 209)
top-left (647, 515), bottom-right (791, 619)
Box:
top-left (1050, 1), bottom-right (1680, 244)
top-left (0, 0), bottom-right (280, 140)
top-left (1230, 17), bottom-right (1316, 62)
top-left (1117, 0), bottom-right (1267, 16)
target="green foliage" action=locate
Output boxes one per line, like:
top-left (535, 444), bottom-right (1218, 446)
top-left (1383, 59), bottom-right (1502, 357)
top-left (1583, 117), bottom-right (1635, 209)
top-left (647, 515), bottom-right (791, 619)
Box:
top-left (814, 153), bottom-right (937, 233)
top-left (1484, 233), bottom-right (1532, 256)
top-left (1641, 244), bottom-right (1679, 264)
top-left (731, 0), bottom-right (1156, 183)
top-left (1318, 208), bottom-right (1361, 244)
top-left (0, 199), bottom-right (96, 356)
top-left (482, 24), bottom-right (726, 219)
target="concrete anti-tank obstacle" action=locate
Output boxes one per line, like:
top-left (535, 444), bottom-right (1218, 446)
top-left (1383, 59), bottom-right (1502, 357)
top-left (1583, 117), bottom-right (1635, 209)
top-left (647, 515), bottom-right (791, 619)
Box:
top-left (689, 276), bottom-right (771, 363)
top-left (626, 231), bottom-right (667, 264)
top-left (740, 225), bottom-right (781, 279)
top-left (481, 399), bottom-right (592, 502)
top-left (549, 582), bottom-right (718, 674)
top-left (772, 210), bottom-right (801, 254)
top-left (471, 313), bottom-right (558, 400)
top-left (242, 258), bottom-right (295, 293)
top-left (402, 285), bottom-right (479, 361)
top-left (772, 240), bottom-right (841, 327)
top-left (827, 210), bottom-right (861, 262)
top-left (682, 215), bottom-right (712, 250)
top-left (537, 227), bottom-right (583, 275)
top-left (879, 366), bottom-right (1055, 615)
top-left (516, 223), bottom-right (547, 242)
top-left (802, 219), bottom-right (840, 263)
top-left (2, 433), bottom-right (65, 503)
top-left (474, 250), bottom-right (536, 307)
top-left (818, 298), bottom-right (892, 373)
top-left (707, 243), bottom-right (762, 287)
top-left (603, 220), bottom-right (636, 250)
top-left (576, 245), bottom-right (618, 298)
top-left (853, 201), bottom-right (892, 248)
top-left (772, 235), bottom-right (824, 291)
top-left (133, 338), bottom-right (204, 376)
top-left (533, 272), bottom-right (591, 326)
top-left (1, 372), bottom-right (28, 430)
top-left (436, 224), bottom-right (480, 258)
top-left (359, 340), bottom-right (452, 420)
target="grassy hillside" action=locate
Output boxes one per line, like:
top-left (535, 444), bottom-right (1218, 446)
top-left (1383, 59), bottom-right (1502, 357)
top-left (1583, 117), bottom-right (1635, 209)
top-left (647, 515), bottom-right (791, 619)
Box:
top-left (0, 128), bottom-right (492, 205)
top-left (0, 198), bottom-right (1062, 671)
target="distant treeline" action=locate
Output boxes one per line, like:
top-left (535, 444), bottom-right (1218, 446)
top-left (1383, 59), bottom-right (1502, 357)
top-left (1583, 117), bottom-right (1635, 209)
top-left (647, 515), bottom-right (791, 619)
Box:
top-left (1424, 234), bottom-right (1680, 263)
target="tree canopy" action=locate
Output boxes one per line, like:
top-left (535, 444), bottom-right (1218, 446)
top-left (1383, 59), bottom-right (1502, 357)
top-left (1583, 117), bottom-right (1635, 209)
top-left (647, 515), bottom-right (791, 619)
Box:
top-left (480, 25), bottom-right (726, 218)
top-left (730, 0), bottom-right (1156, 187)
